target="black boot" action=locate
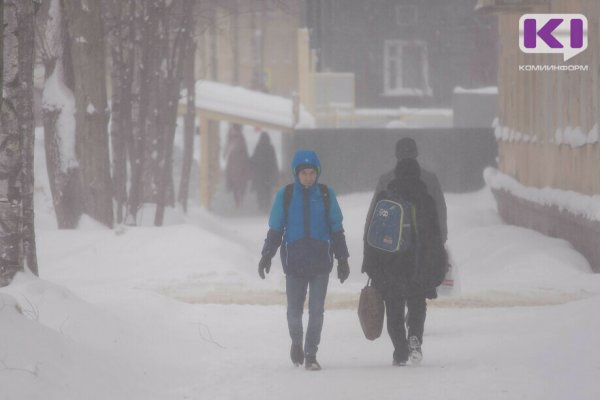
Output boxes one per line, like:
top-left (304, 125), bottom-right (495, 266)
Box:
top-left (290, 343), bottom-right (304, 366)
top-left (393, 347), bottom-right (408, 367)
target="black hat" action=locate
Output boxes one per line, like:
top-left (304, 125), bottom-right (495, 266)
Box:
top-left (396, 137), bottom-right (418, 160)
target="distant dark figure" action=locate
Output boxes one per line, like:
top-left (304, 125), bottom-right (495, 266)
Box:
top-left (224, 124), bottom-right (250, 208)
top-left (250, 132), bottom-right (279, 212)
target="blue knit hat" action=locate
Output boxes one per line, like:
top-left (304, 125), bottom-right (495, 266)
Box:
top-left (291, 149), bottom-right (321, 177)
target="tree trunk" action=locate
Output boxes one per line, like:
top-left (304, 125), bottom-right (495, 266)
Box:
top-left (154, 0), bottom-right (194, 226)
top-left (0, 201), bottom-right (21, 286)
top-left (178, 39), bottom-right (196, 212)
top-left (62, 0), bottom-right (113, 228)
top-left (1, 2), bottom-right (22, 286)
top-left (41, 0), bottom-right (84, 229)
top-left (17, 0), bottom-right (37, 275)
top-left (146, 0), bottom-right (168, 207)
top-left (0, 1), bottom-right (3, 99)
top-left (108, 9), bottom-right (125, 223)
top-left (42, 63), bottom-right (83, 229)
top-left (105, 0), bottom-right (136, 224)
top-left (127, 0), bottom-right (160, 224)
top-left (1, 0), bottom-right (37, 286)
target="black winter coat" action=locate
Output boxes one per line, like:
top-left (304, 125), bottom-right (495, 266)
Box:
top-left (250, 132), bottom-right (279, 192)
top-left (363, 159), bottom-right (447, 300)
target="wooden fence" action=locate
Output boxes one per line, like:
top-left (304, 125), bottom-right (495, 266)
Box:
top-left (496, 1), bottom-right (600, 195)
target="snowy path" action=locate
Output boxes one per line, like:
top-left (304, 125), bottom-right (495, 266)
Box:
top-left (2, 189), bottom-right (600, 399)
top-left (173, 299), bottom-right (600, 400)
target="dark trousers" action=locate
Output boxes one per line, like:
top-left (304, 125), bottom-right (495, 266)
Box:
top-left (286, 273), bottom-right (329, 357)
top-left (384, 295), bottom-right (427, 362)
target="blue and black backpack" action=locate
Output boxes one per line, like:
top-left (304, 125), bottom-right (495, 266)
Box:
top-left (366, 192), bottom-right (416, 253)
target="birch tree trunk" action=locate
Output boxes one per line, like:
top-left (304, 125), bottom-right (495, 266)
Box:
top-left (62, 0), bottom-right (113, 228)
top-left (17, 0), bottom-right (38, 276)
top-left (1, 0), bottom-right (38, 286)
top-left (1, 2), bottom-right (22, 286)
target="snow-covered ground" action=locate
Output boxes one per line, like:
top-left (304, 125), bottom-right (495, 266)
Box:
top-left (2, 180), bottom-right (600, 399)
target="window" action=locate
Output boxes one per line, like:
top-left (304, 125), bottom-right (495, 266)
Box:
top-left (384, 40), bottom-right (432, 96)
top-left (395, 5), bottom-right (418, 26)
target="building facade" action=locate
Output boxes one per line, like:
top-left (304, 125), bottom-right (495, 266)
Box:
top-left (196, 1), bottom-right (302, 97)
top-left (481, 0), bottom-right (600, 271)
top-left (305, 0), bottom-right (498, 107)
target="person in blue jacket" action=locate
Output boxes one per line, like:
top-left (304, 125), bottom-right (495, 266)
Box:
top-left (258, 149), bottom-right (350, 371)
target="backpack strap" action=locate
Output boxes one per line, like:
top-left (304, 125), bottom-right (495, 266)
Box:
top-left (411, 204), bottom-right (418, 235)
top-left (283, 183), bottom-right (294, 225)
top-left (318, 183), bottom-right (331, 226)
top-left (282, 183), bottom-right (331, 227)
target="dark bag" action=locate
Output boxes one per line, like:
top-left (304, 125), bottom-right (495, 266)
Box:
top-left (357, 279), bottom-right (385, 341)
top-left (366, 195), bottom-right (416, 254)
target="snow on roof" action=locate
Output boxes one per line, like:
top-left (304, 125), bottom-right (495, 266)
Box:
top-left (190, 80), bottom-right (315, 130)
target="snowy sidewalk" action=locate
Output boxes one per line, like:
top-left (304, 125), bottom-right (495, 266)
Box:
top-left (2, 188), bottom-right (600, 399)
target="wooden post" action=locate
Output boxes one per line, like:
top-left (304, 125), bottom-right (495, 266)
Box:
top-left (297, 28), bottom-right (314, 115)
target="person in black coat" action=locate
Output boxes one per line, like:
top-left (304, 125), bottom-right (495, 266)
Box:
top-left (250, 132), bottom-right (279, 212)
top-left (224, 124), bottom-right (250, 208)
top-left (363, 157), bottom-right (447, 366)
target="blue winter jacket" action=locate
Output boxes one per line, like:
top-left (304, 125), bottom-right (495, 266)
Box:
top-left (261, 150), bottom-right (349, 277)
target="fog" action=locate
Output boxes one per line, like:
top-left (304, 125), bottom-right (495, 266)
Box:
top-left (2, 1), bottom-right (599, 398)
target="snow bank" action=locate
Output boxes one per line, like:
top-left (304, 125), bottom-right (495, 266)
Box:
top-left (0, 276), bottom-right (156, 400)
top-left (453, 86), bottom-right (498, 95)
top-left (484, 167), bottom-right (600, 222)
top-left (493, 118), bottom-right (598, 147)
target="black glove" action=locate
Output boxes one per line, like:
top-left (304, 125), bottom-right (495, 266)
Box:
top-left (258, 256), bottom-right (272, 279)
top-left (337, 258), bottom-right (350, 283)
